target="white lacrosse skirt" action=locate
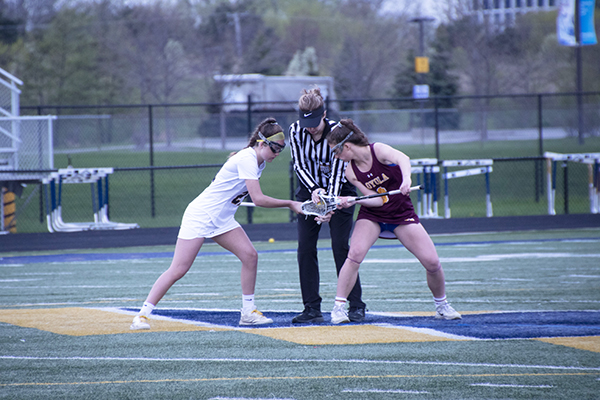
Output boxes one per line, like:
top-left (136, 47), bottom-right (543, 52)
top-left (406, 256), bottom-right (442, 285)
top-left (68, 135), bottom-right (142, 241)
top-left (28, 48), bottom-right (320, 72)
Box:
top-left (178, 211), bottom-right (241, 239)
top-left (177, 147), bottom-right (265, 240)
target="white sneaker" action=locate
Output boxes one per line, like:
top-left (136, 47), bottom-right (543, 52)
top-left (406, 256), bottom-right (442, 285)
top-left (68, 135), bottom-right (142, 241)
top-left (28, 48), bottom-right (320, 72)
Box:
top-left (130, 315), bottom-right (151, 330)
top-left (435, 302), bottom-right (462, 320)
top-left (239, 308), bottom-right (273, 325)
top-left (331, 304), bottom-right (350, 324)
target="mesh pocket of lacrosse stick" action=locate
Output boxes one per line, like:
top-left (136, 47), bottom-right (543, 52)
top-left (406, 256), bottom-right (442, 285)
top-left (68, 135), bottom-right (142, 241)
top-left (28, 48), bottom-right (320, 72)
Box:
top-left (301, 194), bottom-right (339, 216)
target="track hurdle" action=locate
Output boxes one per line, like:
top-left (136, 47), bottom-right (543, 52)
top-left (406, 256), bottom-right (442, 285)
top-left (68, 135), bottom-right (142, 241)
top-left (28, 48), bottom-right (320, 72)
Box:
top-left (441, 159), bottom-right (493, 218)
top-left (43, 167), bottom-right (139, 232)
top-left (411, 158), bottom-right (440, 218)
top-left (544, 152), bottom-right (600, 215)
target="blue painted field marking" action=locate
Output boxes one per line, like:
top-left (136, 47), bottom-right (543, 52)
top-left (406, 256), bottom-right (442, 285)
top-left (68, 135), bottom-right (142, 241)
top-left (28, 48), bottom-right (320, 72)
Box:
top-left (120, 308), bottom-right (600, 340)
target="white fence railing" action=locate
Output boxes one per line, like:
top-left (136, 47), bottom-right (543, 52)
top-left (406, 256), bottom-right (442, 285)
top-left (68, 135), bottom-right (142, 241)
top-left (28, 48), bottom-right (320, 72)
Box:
top-left (0, 67), bottom-right (22, 117)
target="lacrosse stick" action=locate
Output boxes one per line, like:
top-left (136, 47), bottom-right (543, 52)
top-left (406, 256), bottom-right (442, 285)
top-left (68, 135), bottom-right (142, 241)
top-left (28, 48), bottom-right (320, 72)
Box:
top-left (242, 185), bottom-right (425, 220)
top-left (349, 184), bottom-right (423, 203)
top-left (300, 193), bottom-right (340, 217)
top-left (300, 185), bottom-right (423, 217)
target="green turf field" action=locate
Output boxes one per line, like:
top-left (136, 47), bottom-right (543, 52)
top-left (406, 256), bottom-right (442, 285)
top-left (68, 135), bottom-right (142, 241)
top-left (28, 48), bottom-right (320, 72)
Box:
top-left (1, 228), bottom-right (599, 399)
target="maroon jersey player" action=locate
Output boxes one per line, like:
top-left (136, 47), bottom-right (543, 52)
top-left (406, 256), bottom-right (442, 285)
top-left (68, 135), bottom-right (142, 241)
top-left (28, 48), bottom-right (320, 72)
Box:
top-left (327, 119), bottom-right (461, 324)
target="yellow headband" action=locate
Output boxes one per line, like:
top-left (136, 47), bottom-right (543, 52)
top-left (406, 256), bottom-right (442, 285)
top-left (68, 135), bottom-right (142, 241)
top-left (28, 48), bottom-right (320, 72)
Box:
top-left (257, 131), bottom-right (285, 142)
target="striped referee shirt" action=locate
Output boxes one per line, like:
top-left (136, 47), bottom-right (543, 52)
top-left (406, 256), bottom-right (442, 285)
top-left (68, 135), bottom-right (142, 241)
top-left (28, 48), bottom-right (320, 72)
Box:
top-left (289, 118), bottom-right (349, 196)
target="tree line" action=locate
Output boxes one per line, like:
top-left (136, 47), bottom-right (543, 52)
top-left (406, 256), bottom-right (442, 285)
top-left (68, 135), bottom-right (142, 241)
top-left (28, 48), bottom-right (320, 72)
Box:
top-left (0, 0), bottom-right (598, 108)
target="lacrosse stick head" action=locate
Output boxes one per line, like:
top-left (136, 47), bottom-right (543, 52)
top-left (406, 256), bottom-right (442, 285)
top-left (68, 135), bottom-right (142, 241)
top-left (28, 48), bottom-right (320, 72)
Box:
top-left (301, 193), bottom-right (339, 216)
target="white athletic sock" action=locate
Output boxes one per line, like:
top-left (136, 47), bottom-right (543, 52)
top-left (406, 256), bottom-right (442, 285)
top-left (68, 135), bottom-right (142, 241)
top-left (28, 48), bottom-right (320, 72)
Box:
top-left (242, 294), bottom-right (255, 313)
top-left (335, 297), bottom-right (347, 307)
top-left (433, 296), bottom-right (447, 307)
top-left (138, 301), bottom-right (155, 317)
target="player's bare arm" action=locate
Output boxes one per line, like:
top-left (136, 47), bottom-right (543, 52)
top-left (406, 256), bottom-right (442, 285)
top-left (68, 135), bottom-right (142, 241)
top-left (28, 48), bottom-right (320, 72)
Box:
top-left (373, 142), bottom-right (412, 195)
top-left (338, 164), bottom-right (384, 208)
top-left (246, 179), bottom-right (302, 213)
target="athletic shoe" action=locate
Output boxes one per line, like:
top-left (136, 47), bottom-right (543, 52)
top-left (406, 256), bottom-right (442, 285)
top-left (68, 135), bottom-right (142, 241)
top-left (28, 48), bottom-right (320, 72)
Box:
top-left (130, 315), bottom-right (151, 330)
top-left (331, 304), bottom-right (350, 324)
top-left (292, 307), bottom-right (324, 324)
top-left (348, 307), bottom-right (366, 322)
top-left (239, 308), bottom-right (273, 325)
top-left (435, 302), bottom-right (462, 320)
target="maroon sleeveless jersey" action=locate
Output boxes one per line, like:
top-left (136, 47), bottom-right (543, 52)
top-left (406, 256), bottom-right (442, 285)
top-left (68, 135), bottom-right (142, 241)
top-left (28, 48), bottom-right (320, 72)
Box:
top-left (351, 143), bottom-right (419, 225)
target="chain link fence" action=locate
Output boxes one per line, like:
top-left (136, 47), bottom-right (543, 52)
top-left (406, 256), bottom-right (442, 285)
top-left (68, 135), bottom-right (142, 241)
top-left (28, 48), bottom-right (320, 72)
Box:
top-left (0, 116), bottom-right (55, 171)
top-left (4, 92), bottom-right (599, 233)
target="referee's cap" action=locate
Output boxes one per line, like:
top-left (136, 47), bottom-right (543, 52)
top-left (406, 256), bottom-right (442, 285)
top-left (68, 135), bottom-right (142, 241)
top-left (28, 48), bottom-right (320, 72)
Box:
top-left (299, 105), bottom-right (325, 129)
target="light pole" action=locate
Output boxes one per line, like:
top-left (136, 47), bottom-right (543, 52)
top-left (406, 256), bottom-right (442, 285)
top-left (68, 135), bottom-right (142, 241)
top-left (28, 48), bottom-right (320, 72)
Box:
top-left (574, 0), bottom-right (584, 145)
top-left (410, 16), bottom-right (435, 84)
top-left (410, 16), bottom-right (435, 147)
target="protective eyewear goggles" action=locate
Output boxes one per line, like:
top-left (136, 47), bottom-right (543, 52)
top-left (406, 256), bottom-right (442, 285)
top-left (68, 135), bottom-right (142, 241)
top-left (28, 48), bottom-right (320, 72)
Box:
top-left (258, 132), bottom-right (286, 153)
top-left (331, 130), bottom-right (354, 155)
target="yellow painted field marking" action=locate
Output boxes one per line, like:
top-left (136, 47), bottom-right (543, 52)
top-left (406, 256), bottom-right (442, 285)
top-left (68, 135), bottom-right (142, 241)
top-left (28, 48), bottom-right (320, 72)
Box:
top-left (241, 324), bottom-right (461, 345)
top-left (0, 308), bottom-right (228, 336)
top-left (535, 336), bottom-right (600, 353)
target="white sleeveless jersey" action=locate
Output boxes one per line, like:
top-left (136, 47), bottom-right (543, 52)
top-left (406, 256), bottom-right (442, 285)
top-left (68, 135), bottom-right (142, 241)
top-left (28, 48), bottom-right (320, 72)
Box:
top-left (185, 147), bottom-right (265, 227)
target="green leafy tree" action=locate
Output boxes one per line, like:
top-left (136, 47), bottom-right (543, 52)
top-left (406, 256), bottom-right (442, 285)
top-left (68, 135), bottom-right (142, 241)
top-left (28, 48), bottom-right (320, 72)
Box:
top-left (428, 25), bottom-right (459, 105)
top-left (390, 48), bottom-right (418, 100)
top-left (3, 0), bottom-right (597, 111)
top-left (112, 3), bottom-right (196, 104)
top-left (0, 1), bottom-right (25, 76)
top-left (20, 7), bottom-right (104, 106)
top-left (269, 0), bottom-right (339, 75)
top-left (0, 6), bottom-right (23, 44)
top-left (390, 25), bottom-right (458, 107)
top-left (332, 0), bottom-right (408, 101)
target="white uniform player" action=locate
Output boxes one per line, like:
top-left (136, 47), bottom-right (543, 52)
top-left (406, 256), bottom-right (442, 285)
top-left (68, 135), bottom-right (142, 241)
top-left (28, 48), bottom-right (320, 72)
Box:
top-left (130, 118), bottom-right (303, 329)
top-left (178, 147), bottom-right (265, 240)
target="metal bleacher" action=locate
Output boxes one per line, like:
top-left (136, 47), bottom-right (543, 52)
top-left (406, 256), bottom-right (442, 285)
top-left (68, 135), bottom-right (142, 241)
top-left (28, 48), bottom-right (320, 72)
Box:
top-left (1, 67), bottom-right (56, 233)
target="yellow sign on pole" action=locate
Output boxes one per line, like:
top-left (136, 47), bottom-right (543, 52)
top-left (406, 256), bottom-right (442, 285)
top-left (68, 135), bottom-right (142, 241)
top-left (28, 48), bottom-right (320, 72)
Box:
top-left (415, 57), bottom-right (429, 73)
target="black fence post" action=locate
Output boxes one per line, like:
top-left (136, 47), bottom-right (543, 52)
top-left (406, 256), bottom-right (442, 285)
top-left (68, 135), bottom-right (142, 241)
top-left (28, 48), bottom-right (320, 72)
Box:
top-left (38, 182), bottom-right (44, 224)
top-left (37, 106), bottom-right (44, 223)
top-left (575, 3), bottom-right (584, 145)
top-left (563, 162), bottom-right (569, 214)
top-left (246, 94), bottom-right (253, 224)
top-left (536, 94), bottom-right (543, 203)
top-left (246, 94), bottom-right (253, 137)
top-left (537, 94), bottom-right (544, 156)
top-left (434, 96), bottom-right (440, 161)
top-left (148, 105), bottom-right (155, 218)
top-left (535, 157), bottom-right (541, 204)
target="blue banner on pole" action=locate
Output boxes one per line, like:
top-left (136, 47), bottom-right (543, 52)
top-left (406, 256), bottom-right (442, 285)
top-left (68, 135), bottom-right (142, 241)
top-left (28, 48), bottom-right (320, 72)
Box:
top-left (558, 0), bottom-right (598, 46)
top-left (580, 0), bottom-right (597, 45)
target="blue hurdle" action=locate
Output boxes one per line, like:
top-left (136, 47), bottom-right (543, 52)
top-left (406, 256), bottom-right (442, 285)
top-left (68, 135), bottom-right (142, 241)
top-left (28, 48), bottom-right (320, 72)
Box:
top-left (544, 152), bottom-right (600, 215)
top-left (43, 167), bottom-right (139, 232)
top-left (411, 158), bottom-right (440, 218)
top-left (441, 159), bottom-right (493, 218)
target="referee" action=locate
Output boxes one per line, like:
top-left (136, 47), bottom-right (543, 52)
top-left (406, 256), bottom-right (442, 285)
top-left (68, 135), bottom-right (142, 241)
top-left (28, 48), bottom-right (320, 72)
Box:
top-left (289, 87), bottom-right (366, 323)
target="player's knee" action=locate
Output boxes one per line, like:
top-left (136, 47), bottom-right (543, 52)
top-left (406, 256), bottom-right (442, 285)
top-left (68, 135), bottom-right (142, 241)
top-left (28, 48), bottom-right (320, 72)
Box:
top-left (238, 248), bottom-right (258, 267)
top-left (346, 252), bottom-right (363, 266)
top-left (247, 249), bottom-right (259, 265)
top-left (167, 264), bottom-right (190, 282)
top-left (425, 261), bottom-right (442, 275)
